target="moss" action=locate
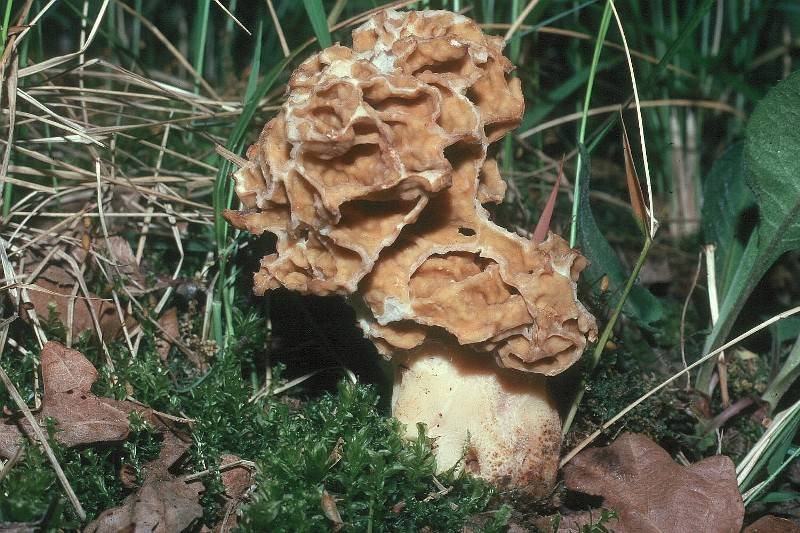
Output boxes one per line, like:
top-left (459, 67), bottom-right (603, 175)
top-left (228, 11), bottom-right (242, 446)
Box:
top-left (240, 382), bottom-right (504, 532)
top-left (0, 417), bottom-right (162, 528)
top-left (566, 351), bottom-right (694, 453)
top-left (1, 308), bottom-right (506, 530)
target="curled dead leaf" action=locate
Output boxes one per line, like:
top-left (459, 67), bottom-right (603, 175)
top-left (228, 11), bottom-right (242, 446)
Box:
top-left (562, 432), bottom-right (743, 533)
top-left (155, 307), bottom-right (179, 362)
top-left (87, 423), bottom-right (197, 532)
top-left (321, 489), bottom-right (344, 531)
top-left (21, 342), bottom-right (133, 446)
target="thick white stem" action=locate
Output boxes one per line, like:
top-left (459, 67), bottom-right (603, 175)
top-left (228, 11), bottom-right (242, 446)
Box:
top-left (391, 341), bottom-right (560, 498)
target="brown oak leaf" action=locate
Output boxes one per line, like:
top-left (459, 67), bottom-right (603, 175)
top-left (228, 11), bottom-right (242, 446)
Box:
top-left (19, 342), bottom-right (166, 448)
top-left (25, 342), bottom-right (134, 446)
top-left (562, 432), bottom-right (744, 533)
top-left (84, 475), bottom-right (203, 533)
top-left (744, 516), bottom-right (800, 533)
top-left (86, 418), bottom-right (198, 532)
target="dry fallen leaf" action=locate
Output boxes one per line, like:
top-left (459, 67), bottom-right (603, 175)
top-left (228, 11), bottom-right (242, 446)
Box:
top-left (212, 454), bottom-right (253, 533)
top-left (18, 342), bottom-right (171, 450)
top-left (155, 307), bottom-right (180, 362)
top-left (87, 421), bottom-right (198, 532)
top-left (18, 342), bottom-right (133, 446)
top-left (321, 489), bottom-right (344, 531)
top-left (219, 455), bottom-right (252, 502)
top-left (25, 264), bottom-right (126, 341)
top-left (84, 475), bottom-right (203, 533)
top-left (0, 420), bottom-right (23, 460)
top-left (744, 516), bottom-right (800, 533)
top-left (23, 342), bottom-right (147, 447)
top-left (562, 432), bottom-right (744, 533)
top-left (150, 430), bottom-right (191, 472)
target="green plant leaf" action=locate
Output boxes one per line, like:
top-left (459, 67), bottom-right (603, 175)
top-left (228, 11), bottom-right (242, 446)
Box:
top-left (754, 490), bottom-right (800, 504)
top-left (745, 70), bottom-right (800, 258)
top-left (763, 335), bottom-right (800, 411)
top-left (576, 146), bottom-right (663, 328)
top-left (701, 143), bottom-right (755, 297)
top-left (699, 70), bottom-right (800, 389)
top-left (303, 0), bottom-right (331, 49)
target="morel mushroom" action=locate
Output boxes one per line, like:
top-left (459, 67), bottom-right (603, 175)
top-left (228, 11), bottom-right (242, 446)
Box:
top-left (224, 9), bottom-right (597, 497)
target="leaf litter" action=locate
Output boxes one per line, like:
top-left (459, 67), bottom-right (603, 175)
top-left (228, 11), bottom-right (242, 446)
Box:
top-left (555, 432), bottom-right (744, 533)
top-left (1, 342), bottom-right (215, 532)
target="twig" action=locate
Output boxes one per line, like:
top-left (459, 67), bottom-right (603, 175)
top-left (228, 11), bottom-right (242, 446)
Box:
top-left (182, 458), bottom-right (257, 483)
top-left (504, 0), bottom-right (541, 42)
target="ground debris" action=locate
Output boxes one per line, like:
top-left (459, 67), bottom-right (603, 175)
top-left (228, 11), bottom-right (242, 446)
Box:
top-left (211, 454), bottom-right (254, 532)
top-left (85, 412), bottom-right (198, 532)
top-left (24, 263), bottom-right (127, 341)
top-left (0, 419), bottom-right (23, 459)
top-left (155, 307), bottom-right (180, 362)
top-left (744, 515), bottom-right (800, 533)
top-left (560, 432), bottom-right (743, 533)
top-left (321, 489), bottom-right (344, 531)
top-left (15, 342), bottom-right (164, 447)
top-left (84, 474), bottom-right (203, 533)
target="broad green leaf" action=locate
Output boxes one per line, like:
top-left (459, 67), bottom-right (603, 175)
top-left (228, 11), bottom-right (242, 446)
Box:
top-left (746, 70), bottom-right (800, 257)
top-left (576, 146), bottom-right (663, 328)
top-left (701, 144), bottom-right (755, 297)
top-left (303, 0), bottom-right (331, 49)
top-left (773, 316), bottom-right (800, 346)
top-left (700, 70), bottom-right (800, 388)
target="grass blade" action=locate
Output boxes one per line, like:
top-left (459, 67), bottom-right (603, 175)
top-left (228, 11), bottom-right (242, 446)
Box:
top-left (568, 0), bottom-right (611, 247)
top-left (303, 0), bottom-right (331, 49)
